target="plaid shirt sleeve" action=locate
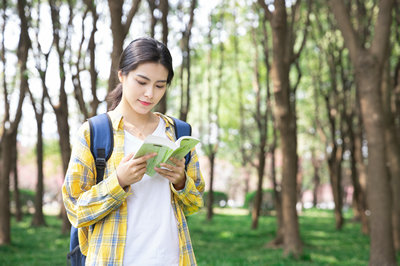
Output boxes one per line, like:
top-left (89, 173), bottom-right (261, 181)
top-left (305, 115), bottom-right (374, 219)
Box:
top-left (170, 147), bottom-right (205, 216)
top-left (62, 122), bottom-right (130, 228)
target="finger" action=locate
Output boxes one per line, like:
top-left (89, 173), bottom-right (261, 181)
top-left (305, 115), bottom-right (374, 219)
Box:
top-left (168, 157), bottom-right (185, 167)
top-left (154, 167), bottom-right (173, 177)
top-left (159, 163), bottom-right (178, 173)
top-left (132, 153), bottom-right (157, 164)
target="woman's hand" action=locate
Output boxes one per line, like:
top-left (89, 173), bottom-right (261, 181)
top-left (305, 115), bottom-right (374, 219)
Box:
top-left (155, 157), bottom-right (186, 190)
top-left (116, 152), bottom-right (157, 188)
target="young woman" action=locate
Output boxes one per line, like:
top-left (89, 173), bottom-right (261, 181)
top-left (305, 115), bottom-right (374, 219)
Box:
top-left (62, 37), bottom-right (205, 266)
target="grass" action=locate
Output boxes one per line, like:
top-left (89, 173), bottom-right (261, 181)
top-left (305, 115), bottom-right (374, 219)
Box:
top-left (0, 208), bottom-right (397, 265)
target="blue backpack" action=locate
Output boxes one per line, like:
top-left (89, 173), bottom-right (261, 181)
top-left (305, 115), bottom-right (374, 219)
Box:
top-left (67, 113), bottom-right (192, 266)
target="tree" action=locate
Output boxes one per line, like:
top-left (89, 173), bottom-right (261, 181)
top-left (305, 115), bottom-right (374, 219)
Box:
top-left (29, 0), bottom-right (49, 227)
top-left (0, 0), bottom-right (30, 244)
top-left (107, 0), bottom-right (142, 95)
top-left (71, 0), bottom-right (100, 120)
top-left (202, 7), bottom-right (224, 221)
top-left (47, 0), bottom-right (75, 234)
top-left (249, 10), bottom-right (270, 230)
top-left (330, 0), bottom-right (397, 264)
top-left (258, 0), bottom-right (311, 257)
top-left (178, 0), bottom-right (197, 121)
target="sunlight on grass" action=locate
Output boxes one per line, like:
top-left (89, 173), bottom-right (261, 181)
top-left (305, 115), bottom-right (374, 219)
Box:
top-left (1, 209), bottom-right (399, 265)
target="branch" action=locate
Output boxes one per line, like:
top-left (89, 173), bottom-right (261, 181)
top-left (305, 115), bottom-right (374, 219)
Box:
top-left (123, 0), bottom-right (142, 36)
top-left (292, 0), bottom-right (312, 62)
top-left (370, 0), bottom-right (394, 61)
top-left (329, 0), bottom-right (362, 64)
top-left (257, 0), bottom-right (272, 21)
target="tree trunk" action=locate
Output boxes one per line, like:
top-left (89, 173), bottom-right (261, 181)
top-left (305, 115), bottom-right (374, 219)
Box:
top-left (327, 150), bottom-right (344, 229)
top-left (0, 0), bottom-right (30, 244)
top-left (251, 144), bottom-right (266, 229)
top-left (331, 0), bottom-right (396, 263)
top-left (155, 0), bottom-right (169, 113)
top-left (107, 0), bottom-right (142, 95)
top-left (206, 153), bottom-right (215, 221)
top-left (382, 60), bottom-right (400, 251)
top-left (347, 114), bottom-right (369, 234)
top-left (0, 137), bottom-right (12, 244)
top-left (179, 0), bottom-right (197, 121)
top-left (311, 149), bottom-right (320, 208)
top-left (358, 55), bottom-right (396, 265)
top-left (11, 137), bottom-right (22, 222)
top-left (32, 114), bottom-right (46, 227)
top-left (268, 0), bottom-right (302, 256)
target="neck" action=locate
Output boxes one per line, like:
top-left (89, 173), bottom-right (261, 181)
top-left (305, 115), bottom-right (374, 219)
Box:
top-left (115, 100), bottom-right (155, 128)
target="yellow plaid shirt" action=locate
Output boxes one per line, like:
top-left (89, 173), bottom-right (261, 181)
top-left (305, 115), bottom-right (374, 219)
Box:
top-left (62, 111), bottom-right (205, 266)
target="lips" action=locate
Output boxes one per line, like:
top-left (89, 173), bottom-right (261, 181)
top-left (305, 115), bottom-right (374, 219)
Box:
top-left (138, 100), bottom-right (152, 106)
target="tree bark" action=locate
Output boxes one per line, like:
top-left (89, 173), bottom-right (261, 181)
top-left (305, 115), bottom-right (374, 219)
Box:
top-left (11, 138), bottom-right (22, 222)
top-left (258, 0), bottom-right (307, 256)
top-left (29, 89), bottom-right (46, 227)
top-left (0, 0), bottom-right (30, 244)
top-left (382, 60), bottom-right (400, 251)
top-left (330, 0), bottom-right (396, 264)
top-left (179, 0), bottom-right (197, 121)
top-left (154, 0), bottom-right (169, 113)
top-left (48, 0), bottom-right (74, 234)
top-left (107, 0), bottom-right (142, 96)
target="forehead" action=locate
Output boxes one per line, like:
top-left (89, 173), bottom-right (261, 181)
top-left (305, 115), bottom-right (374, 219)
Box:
top-left (131, 62), bottom-right (168, 80)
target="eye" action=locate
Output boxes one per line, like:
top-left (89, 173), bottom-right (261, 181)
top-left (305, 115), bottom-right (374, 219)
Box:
top-left (136, 80), bottom-right (146, 85)
top-left (156, 84), bottom-right (166, 89)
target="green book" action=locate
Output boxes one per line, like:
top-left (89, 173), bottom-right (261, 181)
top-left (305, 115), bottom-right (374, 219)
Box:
top-left (133, 135), bottom-right (200, 177)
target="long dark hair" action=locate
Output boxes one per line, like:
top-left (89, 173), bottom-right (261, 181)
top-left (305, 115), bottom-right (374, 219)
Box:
top-left (107, 37), bottom-right (174, 110)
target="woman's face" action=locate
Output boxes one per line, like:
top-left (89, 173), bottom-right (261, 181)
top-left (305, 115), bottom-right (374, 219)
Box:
top-left (119, 62), bottom-right (168, 115)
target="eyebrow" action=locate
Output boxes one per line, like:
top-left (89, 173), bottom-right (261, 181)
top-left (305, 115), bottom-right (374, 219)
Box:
top-left (136, 74), bottom-right (167, 83)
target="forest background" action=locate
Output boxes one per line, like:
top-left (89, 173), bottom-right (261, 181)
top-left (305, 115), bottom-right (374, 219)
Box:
top-left (1, 0), bottom-right (400, 265)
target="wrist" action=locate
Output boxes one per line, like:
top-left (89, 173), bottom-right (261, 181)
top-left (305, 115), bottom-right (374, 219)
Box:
top-left (173, 176), bottom-right (186, 190)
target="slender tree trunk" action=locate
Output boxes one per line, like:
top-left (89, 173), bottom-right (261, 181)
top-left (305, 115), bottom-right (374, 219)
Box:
top-left (206, 153), bottom-right (215, 220)
top-left (347, 115), bottom-right (369, 234)
top-left (0, 0), bottom-right (30, 244)
top-left (179, 0), bottom-right (197, 121)
top-left (311, 149), bottom-right (320, 208)
top-left (0, 137), bottom-right (12, 244)
top-left (327, 149), bottom-right (344, 229)
top-left (382, 60), bottom-right (400, 251)
top-left (11, 138), bottom-right (22, 222)
top-left (268, 1), bottom-right (302, 256)
top-left (155, 0), bottom-right (169, 113)
top-left (48, 0), bottom-right (73, 234)
top-left (107, 0), bottom-right (142, 95)
top-left (32, 114), bottom-right (46, 227)
top-left (331, 0), bottom-right (396, 263)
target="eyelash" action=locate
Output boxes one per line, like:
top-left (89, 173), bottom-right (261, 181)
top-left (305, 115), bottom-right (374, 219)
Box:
top-left (136, 80), bottom-right (165, 89)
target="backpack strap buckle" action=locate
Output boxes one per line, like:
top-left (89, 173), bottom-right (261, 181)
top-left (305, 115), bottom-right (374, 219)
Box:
top-left (95, 157), bottom-right (106, 169)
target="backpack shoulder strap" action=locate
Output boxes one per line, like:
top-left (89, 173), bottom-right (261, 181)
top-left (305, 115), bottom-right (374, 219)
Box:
top-left (88, 113), bottom-right (114, 184)
top-left (170, 116), bottom-right (192, 169)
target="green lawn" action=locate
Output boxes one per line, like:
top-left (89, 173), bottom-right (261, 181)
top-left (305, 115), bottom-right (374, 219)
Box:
top-left (0, 208), bottom-right (396, 265)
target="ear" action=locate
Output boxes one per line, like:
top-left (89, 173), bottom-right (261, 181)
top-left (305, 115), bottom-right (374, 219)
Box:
top-left (118, 71), bottom-right (124, 82)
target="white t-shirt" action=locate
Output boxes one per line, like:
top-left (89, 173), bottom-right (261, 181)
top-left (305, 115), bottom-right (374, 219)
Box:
top-left (122, 118), bottom-right (179, 266)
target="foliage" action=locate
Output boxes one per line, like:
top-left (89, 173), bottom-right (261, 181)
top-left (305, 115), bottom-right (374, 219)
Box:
top-left (203, 191), bottom-right (228, 208)
top-left (244, 189), bottom-right (274, 215)
top-left (10, 189), bottom-right (35, 214)
top-left (2, 210), bottom-right (398, 265)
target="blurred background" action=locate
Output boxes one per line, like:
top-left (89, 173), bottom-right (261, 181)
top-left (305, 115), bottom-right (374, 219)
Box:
top-left (1, 0), bottom-right (400, 265)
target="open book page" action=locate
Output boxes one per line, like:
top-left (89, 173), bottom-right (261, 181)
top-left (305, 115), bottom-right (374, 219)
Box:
top-left (133, 135), bottom-right (200, 177)
top-left (133, 135), bottom-right (177, 177)
top-left (169, 136), bottom-right (200, 160)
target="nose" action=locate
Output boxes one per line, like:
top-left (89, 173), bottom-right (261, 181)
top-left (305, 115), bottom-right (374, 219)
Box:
top-left (144, 85), bottom-right (154, 99)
